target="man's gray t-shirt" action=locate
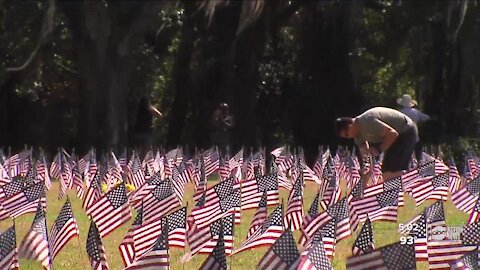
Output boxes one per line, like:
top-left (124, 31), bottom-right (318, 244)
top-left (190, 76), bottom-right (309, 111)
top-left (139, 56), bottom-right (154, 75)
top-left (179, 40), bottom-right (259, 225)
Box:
top-left (354, 107), bottom-right (416, 145)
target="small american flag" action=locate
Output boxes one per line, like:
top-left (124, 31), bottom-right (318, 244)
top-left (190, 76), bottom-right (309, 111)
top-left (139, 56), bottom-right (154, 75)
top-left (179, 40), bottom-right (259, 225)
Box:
top-left (0, 176), bottom-right (25, 201)
top-left (349, 188), bottom-right (399, 227)
top-left (427, 239), bottom-right (476, 269)
top-left (127, 152), bottom-right (145, 189)
top-left (187, 213), bottom-right (235, 257)
top-left (411, 171), bottom-right (449, 206)
top-left (83, 170), bottom-right (102, 212)
top-left (468, 196), bottom-right (480, 224)
top-left (320, 157), bottom-right (340, 209)
top-left (302, 191), bottom-right (320, 229)
top-left (257, 229), bottom-right (300, 270)
top-left (449, 159), bottom-right (462, 194)
top-left (232, 203), bottom-right (284, 255)
top-left (18, 202), bottom-right (51, 269)
top-left (452, 176), bottom-right (480, 213)
top-left (449, 247), bottom-right (480, 270)
top-left (193, 156), bottom-right (207, 203)
top-left (247, 191), bottom-right (268, 238)
top-left (240, 172), bottom-right (279, 210)
top-left (36, 151), bottom-right (51, 190)
top-left (86, 221), bottom-right (109, 270)
top-left (171, 164), bottom-right (188, 202)
top-left (0, 226), bottom-right (19, 270)
top-left (346, 242), bottom-right (416, 270)
top-left (86, 183), bottom-right (131, 237)
top-left (362, 176), bottom-right (404, 207)
top-left (302, 218), bottom-right (337, 260)
top-left (461, 222), bottom-right (480, 247)
top-left (119, 205), bottom-right (143, 267)
top-left (50, 198), bottom-right (79, 260)
top-left (189, 177), bottom-right (237, 228)
top-left (352, 217), bottom-right (374, 256)
top-left (141, 178), bottom-right (180, 224)
top-left (126, 219), bottom-right (169, 270)
top-left (284, 175), bottom-right (304, 231)
top-left (2, 181), bottom-right (46, 218)
top-left (163, 207), bottom-right (187, 248)
top-left (298, 231), bottom-right (333, 270)
top-left (198, 221), bottom-right (227, 270)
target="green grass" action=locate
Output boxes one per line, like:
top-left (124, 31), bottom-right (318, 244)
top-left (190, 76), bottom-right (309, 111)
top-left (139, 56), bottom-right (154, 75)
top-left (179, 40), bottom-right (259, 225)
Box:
top-left (0, 179), bottom-right (469, 270)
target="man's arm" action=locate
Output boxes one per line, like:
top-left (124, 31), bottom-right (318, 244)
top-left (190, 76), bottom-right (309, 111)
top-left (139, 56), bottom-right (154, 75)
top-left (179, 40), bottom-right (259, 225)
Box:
top-left (374, 119), bottom-right (399, 152)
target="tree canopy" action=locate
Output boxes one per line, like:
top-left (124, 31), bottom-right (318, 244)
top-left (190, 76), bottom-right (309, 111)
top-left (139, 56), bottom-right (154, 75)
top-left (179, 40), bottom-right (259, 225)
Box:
top-left (0, 0), bottom-right (479, 162)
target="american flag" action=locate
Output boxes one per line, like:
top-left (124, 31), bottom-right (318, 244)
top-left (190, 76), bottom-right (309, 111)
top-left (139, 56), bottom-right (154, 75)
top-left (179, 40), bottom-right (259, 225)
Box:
top-left (362, 175), bottom-right (404, 207)
top-left (284, 175), bottom-right (304, 231)
top-left (247, 191), bottom-right (268, 238)
top-left (466, 151), bottom-right (478, 180)
top-left (83, 170), bottom-right (102, 212)
top-left (204, 148), bottom-right (220, 177)
top-left (257, 229), bottom-right (300, 270)
top-left (399, 200), bottom-right (446, 261)
top-left (319, 157), bottom-right (340, 209)
top-left (300, 211), bottom-right (333, 247)
top-left (50, 198), bottom-right (79, 260)
top-left (352, 217), bottom-right (374, 256)
top-left (271, 146), bottom-right (286, 159)
top-left (346, 242), bottom-right (416, 270)
top-left (452, 175), bottom-right (480, 213)
top-left (232, 203), bottom-right (284, 255)
top-left (229, 148), bottom-right (244, 171)
top-left (240, 172), bottom-right (279, 210)
top-left (449, 159), bottom-right (462, 194)
top-left (302, 191), bottom-right (320, 229)
top-left (18, 202), bottom-right (51, 269)
top-left (2, 181), bottom-right (46, 218)
top-left (303, 218), bottom-right (337, 260)
top-left (184, 214), bottom-right (234, 259)
top-left (218, 154), bottom-right (230, 180)
top-left (198, 221), bottom-right (227, 270)
top-left (84, 150), bottom-right (98, 187)
top-left (462, 222), bottom-right (480, 247)
top-left (86, 183), bottom-right (131, 237)
top-left (36, 152), bottom-right (51, 190)
top-left (127, 152), bottom-right (145, 189)
top-left (128, 173), bottom-right (163, 209)
top-left (468, 196), bottom-right (480, 224)
top-left (119, 205), bottom-right (143, 267)
top-left (449, 248), bottom-right (480, 270)
top-left (349, 188), bottom-right (399, 228)
top-left (427, 239), bottom-right (476, 269)
top-left (0, 175), bottom-right (25, 201)
top-left (297, 231), bottom-right (333, 270)
top-left (163, 207), bottom-right (187, 248)
top-left (140, 178), bottom-right (180, 224)
top-left (86, 221), bottom-right (109, 270)
top-left (126, 220), bottom-right (169, 270)
top-left (0, 226), bottom-right (19, 270)
top-left (171, 164), bottom-right (188, 202)
top-left (411, 171), bottom-right (449, 206)
top-left (193, 156), bottom-right (207, 203)
top-left (189, 177), bottom-right (238, 228)
top-left (72, 165), bottom-right (85, 199)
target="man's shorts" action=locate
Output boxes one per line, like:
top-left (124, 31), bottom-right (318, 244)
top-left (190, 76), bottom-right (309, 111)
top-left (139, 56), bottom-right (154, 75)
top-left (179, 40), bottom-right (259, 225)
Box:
top-left (382, 125), bottom-right (419, 172)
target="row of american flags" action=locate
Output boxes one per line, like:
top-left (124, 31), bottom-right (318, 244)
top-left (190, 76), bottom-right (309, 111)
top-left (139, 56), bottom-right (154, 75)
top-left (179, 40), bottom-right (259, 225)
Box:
top-left (1, 145), bottom-right (480, 269)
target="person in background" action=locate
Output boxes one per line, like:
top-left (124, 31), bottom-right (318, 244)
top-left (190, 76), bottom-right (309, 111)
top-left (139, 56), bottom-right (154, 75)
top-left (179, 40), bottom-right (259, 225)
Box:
top-left (397, 94), bottom-right (430, 164)
top-left (335, 107), bottom-right (419, 188)
top-left (210, 102), bottom-right (234, 153)
top-left (133, 96), bottom-right (163, 155)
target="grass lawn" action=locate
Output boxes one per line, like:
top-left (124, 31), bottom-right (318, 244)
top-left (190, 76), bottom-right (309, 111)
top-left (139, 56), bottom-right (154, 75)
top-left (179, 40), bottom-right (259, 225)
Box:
top-left (0, 178), bottom-right (469, 269)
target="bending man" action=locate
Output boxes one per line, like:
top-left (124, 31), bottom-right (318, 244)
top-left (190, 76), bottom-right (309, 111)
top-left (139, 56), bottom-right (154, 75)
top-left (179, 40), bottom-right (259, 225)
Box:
top-left (335, 107), bottom-right (419, 184)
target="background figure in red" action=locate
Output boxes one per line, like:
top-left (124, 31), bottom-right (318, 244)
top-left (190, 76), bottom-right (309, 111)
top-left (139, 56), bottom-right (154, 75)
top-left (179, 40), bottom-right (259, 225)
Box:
top-left (210, 103), bottom-right (235, 153)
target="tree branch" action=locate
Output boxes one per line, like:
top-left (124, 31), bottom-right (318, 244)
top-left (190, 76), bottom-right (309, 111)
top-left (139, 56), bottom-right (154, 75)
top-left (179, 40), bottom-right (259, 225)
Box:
top-left (6, 0), bottom-right (56, 72)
